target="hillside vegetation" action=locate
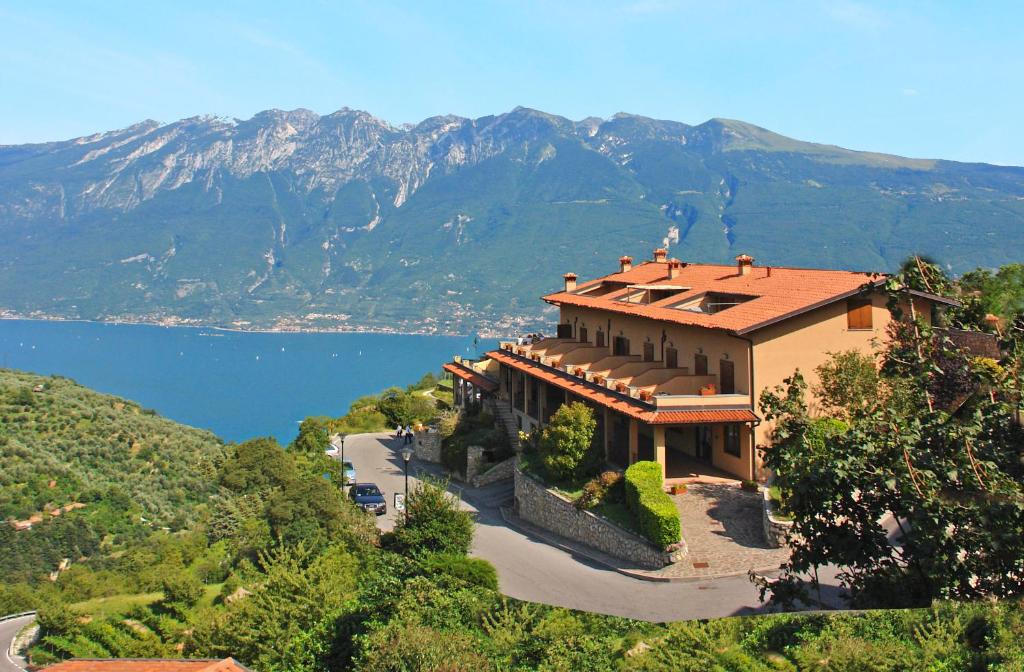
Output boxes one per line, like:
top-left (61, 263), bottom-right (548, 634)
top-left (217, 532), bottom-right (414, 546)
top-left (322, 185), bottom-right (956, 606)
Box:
top-left (0, 369), bottom-right (225, 583)
top-left (0, 369), bottom-right (224, 523)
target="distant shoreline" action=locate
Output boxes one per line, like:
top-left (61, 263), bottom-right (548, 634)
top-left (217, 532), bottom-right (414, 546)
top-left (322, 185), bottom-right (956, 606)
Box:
top-left (0, 313), bottom-right (492, 338)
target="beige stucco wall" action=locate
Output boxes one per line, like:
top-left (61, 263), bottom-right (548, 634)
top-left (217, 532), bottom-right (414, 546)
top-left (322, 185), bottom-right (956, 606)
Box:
top-left (750, 290), bottom-right (902, 450)
top-left (558, 305), bottom-right (753, 395)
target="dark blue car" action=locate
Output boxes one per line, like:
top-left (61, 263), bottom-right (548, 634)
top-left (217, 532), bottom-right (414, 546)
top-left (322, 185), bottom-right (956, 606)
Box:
top-left (349, 483), bottom-right (387, 515)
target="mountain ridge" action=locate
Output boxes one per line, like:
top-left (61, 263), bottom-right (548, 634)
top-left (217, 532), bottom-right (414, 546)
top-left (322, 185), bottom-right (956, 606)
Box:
top-left (1, 106), bottom-right (1022, 334)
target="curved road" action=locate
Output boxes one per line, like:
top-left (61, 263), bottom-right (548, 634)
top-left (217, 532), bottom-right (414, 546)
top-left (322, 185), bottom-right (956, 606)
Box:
top-left (342, 433), bottom-right (842, 622)
top-left (0, 614), bottom-right (33, 672)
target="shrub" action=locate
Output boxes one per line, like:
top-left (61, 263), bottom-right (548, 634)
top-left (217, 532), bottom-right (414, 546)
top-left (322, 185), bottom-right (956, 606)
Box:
top-left (388, 478), bottom-right (474, 556)
top-left (624, 462), bottom-right (681, 549)
top-left (574, 471), bottom-right (623, 510)
top-left (538, 402), bottom-right (596, 483)
top-left (420, 553), bottom-right (498, 590)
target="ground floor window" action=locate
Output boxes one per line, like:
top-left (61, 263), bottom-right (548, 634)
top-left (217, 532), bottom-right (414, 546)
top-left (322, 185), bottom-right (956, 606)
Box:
top-left (724, 424), bottom-right (741, 457)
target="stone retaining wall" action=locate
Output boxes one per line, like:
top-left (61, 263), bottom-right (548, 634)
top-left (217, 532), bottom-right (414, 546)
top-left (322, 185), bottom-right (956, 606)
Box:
top-left (514, 464), bottom-right (683, 569)
top-left (465, 445), bottom-right (485, 483)
top-left (471, 455), bottom-right (516, 487)
top-left (414, 429), bottom-right (441, 463)
top-left (761, 487), bottom-right (793, 548)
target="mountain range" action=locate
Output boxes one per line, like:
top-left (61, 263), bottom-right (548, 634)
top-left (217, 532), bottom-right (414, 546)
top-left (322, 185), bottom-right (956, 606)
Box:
top-left (2, 107), bottom-right (1023, 334)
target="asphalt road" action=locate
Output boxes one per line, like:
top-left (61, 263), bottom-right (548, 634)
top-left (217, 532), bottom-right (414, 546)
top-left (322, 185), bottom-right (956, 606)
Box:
top-left (341, 432), bottom-right (843, 622)
top-left (0, 614), bottom-right (33, 672)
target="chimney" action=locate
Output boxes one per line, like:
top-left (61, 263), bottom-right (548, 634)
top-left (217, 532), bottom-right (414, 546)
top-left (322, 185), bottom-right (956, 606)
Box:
top-left (653, 248), bottom-right (668, 263)
top-left (736, 254), bottom-right (754, 276)
top-left (619, 255), bottom-right (633, 273)
top-left (667, 258), bottom-right (682, 280)
top-left (563, 272), bottom-right (578, 292)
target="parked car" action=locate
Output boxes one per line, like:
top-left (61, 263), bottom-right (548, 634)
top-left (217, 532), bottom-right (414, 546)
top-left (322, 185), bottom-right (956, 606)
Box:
top-left (349, 483), bottom-right (386, 515)
top-left (342, 460), bottom-right (356, 485)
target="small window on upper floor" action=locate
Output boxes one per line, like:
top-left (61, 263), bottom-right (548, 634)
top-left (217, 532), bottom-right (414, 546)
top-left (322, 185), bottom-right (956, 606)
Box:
top-left (579, 327), bottom-right (588, 343)
top-left (643, 342), bottom-right (655, 362)
top-left (596, 330), bottom-right (606, 348)
top-left (665, 347), bottom-right (679, 369)
top-left (847, 299), bottom-right (873, 330)
top-left (557, 323), bottom-right (573, 339)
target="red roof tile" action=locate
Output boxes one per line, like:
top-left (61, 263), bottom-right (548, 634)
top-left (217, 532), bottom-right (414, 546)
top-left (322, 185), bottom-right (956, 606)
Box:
top-left (443, 362), bottom-right (499, 393)
top-left (544, 260), bottom-right (889, 334)
top-left (487, 350), bottom-right (756, 425)
top-left (41, 659), bottom-right (250, 672)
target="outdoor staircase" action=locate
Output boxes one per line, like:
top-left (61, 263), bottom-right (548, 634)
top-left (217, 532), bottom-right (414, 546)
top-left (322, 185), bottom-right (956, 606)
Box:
top-left (489, 399), bottom-right (521, 452)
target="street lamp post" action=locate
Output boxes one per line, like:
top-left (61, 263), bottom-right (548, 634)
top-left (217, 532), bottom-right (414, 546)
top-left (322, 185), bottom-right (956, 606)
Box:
top-left (401, 446), bottom-right (413, 523)
top-left (339, 434), bottom-right (346, 485)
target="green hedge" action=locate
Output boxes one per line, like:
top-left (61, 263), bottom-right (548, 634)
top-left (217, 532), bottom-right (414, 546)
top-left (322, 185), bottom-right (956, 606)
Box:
top-left (624, 461), bottom-right (681, 549)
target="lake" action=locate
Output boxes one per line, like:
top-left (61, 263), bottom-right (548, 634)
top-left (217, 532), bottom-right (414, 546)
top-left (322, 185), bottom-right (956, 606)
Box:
top-left (0, 319), bottom-right (494, 443)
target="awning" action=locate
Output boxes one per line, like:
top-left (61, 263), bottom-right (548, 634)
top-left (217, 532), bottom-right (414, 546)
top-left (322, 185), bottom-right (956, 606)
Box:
top-left (486, 350), bottom-right (757, 425)
top-left (443, 362), bottom-right (499, 393)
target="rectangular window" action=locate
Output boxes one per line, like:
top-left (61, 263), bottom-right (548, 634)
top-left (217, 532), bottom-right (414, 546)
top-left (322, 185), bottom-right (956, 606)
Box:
top-left (596, 330), bottom-right (606, 348)
top-left (643, 342), bottom-right (654, 362)
top-left (556, 323), bottom-right (574, 339)
top-left (847, 299), bottom-right (873, 330)
top-left (724, 424), bottom-right (742, 457)
top-left (665, 347), bottom-right (678, 369)
top-left (613, 336), bottom-right (630, 356)
top-left (694, 353), bottom-right (708, 376)
top-left (579, 327), bottom-right (588, 343)
top-left (719, 359), bottom-right (735, 394)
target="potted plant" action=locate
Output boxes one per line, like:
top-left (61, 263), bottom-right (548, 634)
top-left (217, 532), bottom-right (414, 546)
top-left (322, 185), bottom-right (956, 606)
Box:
top-left (670, 483), bottom-right (687, 495)
top-left (699, 383), bottom-right (717, 396)
top-left (740, 479), bottom-right (758, 492)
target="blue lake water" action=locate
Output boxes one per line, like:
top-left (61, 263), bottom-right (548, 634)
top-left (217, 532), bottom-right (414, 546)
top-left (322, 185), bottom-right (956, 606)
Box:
top-left (0, 319), bottom-right (494, 444)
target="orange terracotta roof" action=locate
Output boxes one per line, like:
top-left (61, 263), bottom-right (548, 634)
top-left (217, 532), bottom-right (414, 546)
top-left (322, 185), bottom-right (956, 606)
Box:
top-left (443, 362), bottom-right (499, 393)
top-left (41, 659), bottom-right (250, 672)
top-left (544, 260), bottom-right (892, 334)
top-left (486, 350), bottom-right (756, 425)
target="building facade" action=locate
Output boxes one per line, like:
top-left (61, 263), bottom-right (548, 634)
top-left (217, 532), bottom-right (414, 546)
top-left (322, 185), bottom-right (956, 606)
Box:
top-left (447, 250), bottom-right (951, 482)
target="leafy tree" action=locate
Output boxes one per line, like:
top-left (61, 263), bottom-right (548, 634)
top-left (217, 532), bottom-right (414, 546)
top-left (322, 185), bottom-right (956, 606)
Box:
top-left (292, 417), bottom-right (330, 455)
top-left (813, 350), bottom-right (880, 420)
top-left (959, 263), bottom-right (1024, 326)
top-left (376, 387), bottom-right (439, 426)
top-left (188, 542), bottom-right (359, 670)
top-left (539, 402), bottom-right (597, 482)
top-left (160, 571), bottom-right (204, 618)
top-left (388, 478), bottom-right (474, 556)
top-left (219, 437), bottom-right (296, 493)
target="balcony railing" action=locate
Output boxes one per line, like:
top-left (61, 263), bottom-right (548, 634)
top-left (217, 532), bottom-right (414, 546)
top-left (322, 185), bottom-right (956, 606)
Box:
top-left (497, 338), bottom-right (751, 410)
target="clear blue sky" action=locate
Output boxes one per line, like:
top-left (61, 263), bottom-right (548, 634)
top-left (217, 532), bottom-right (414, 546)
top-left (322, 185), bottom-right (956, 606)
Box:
top-left (1, 1), bottom-right (1021, 165)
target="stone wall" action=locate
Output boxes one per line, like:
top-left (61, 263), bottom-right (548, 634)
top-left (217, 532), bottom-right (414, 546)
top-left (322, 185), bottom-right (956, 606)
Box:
top-left (514, 465), bottom-right (684, 569)
top-left (465, 445), bottom-right (485, 483)
top-left (414, 429), bottom-right (441, 464)
top-left (762, 487), bottom-right (793, 548)
top-left (471, 455), bottom-right (516, 487)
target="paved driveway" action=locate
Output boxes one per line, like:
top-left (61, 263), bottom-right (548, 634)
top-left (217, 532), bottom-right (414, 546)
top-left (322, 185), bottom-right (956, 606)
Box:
top-left (340, 433), bottom-right (844, 622)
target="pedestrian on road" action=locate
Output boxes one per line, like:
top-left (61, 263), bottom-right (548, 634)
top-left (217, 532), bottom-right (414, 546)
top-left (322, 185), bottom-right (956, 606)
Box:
top-left (404, 424), bottom-right (413, 444)
top-left (396, 424), bottom-right (403, 440)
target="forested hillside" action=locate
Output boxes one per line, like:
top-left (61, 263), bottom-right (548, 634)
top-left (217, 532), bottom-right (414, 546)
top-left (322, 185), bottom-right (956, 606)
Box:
top-left (0, 369), bottom-right (224, 523)
top-left (0, 369), bottom-right (225, 583)
top-left (2, 108), bottom-right (1023, 332)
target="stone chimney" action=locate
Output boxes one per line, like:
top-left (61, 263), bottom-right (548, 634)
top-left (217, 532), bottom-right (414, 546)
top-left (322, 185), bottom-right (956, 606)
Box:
top-left (667, 258), bottom-right (682, 280)
top-left (563, 273), bottom-right (578, 292)
top-left (619, 255), bottom-right (633, 273)
top-left (736, 254), bottom-right (754, 276)
top-left (653, 248), bottom-right (668, 263)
